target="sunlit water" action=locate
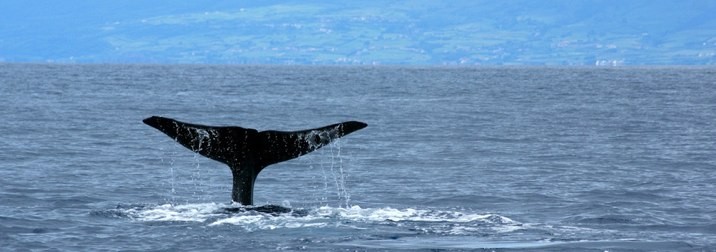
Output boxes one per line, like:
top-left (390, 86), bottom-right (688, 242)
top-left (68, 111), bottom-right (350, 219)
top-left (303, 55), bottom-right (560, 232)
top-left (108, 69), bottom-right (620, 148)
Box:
top-left (1, 64), bottom-right (715, 251)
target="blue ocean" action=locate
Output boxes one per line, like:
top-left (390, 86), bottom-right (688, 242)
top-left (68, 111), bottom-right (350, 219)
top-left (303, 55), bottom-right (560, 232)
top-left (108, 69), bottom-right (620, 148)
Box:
top-left (1, 64), bottom-right (715, 251)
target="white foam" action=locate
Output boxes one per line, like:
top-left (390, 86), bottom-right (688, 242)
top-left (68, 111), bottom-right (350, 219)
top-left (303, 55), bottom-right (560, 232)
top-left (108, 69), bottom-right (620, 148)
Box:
top-left (315, 205), bottom-right (519, 224)
top-left (132, 203), bottom-right (223, 222)
top-left (117, 203), bottom-right (523, 233)
top-left (208, 215), bottom-right (327, 230)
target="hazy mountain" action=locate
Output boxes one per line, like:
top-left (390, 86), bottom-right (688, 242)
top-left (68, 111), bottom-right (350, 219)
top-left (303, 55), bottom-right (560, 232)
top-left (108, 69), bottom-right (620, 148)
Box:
top-left (1, 0), bottom-right (715, 65)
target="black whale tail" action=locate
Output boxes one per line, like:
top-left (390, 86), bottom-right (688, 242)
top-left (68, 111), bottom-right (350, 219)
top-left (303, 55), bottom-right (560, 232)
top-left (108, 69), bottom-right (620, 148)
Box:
top-left (143, 116), bottom-right (367, 205)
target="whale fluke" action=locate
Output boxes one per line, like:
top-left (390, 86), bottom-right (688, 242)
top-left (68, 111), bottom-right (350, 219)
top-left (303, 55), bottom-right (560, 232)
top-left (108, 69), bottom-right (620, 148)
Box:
top-left (143, 116), bottom-right (367, 205)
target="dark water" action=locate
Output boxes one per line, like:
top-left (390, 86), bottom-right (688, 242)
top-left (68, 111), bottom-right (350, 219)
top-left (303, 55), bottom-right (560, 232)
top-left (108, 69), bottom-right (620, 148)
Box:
top-left (1, 64), bottom-right (715, 251)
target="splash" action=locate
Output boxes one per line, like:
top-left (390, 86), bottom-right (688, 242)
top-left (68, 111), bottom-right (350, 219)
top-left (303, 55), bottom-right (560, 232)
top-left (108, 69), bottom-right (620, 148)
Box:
top-left (98, 203), bottom-right (523, 235)
top-left (315, 205), bottom-right (524, 234)
top-left (316, 205), bottom-right (516, 223)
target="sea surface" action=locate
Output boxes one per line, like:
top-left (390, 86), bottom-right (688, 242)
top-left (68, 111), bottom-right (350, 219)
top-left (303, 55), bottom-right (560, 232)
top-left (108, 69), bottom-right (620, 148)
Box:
top-left (1, 64), bottom-right (715, 251)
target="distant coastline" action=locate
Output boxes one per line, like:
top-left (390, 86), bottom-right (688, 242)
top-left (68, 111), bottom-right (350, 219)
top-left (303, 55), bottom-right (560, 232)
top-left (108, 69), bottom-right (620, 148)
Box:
top-left (1, 1), bottom-right (715, 65)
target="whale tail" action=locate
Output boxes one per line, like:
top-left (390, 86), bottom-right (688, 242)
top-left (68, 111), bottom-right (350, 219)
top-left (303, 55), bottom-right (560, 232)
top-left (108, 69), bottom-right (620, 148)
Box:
top-left (143, 116), bottom-right (367, 205)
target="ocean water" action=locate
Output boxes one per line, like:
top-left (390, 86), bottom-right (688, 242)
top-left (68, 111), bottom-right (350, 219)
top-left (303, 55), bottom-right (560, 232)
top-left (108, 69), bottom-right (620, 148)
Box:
top-left (1, 64), bottom-right (715, 251)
